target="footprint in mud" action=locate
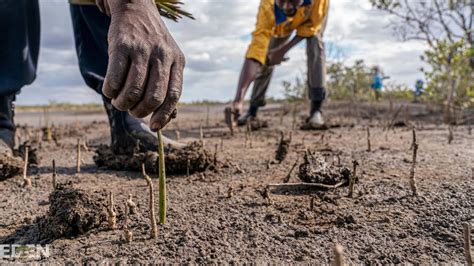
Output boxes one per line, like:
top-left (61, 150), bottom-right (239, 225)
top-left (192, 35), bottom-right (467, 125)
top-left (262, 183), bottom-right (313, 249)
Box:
top-left (298, 150), bottom-right (352, 185)
top-left (93, 142), bottom-right (215, 175)
top-left (38, 184), bottom-right (107, 240)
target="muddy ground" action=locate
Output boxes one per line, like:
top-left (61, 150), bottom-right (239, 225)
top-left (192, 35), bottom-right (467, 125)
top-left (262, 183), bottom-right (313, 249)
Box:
top-left (0, 101), bottom-right (473, 264)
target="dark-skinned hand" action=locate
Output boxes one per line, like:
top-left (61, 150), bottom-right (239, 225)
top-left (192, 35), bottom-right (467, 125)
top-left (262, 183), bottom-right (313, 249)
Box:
top-left (97, 0), bottom-right (185, 131)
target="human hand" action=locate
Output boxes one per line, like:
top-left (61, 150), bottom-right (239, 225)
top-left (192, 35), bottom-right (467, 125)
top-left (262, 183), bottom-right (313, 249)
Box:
top-left (266, 47), bottom-right (287, 66)
top-left (101, 0), bottom-right (185, 131)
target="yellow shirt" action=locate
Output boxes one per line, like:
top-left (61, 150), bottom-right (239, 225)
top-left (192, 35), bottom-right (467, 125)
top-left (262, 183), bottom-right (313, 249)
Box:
top-left (246, 0), bottom-right (329, 65)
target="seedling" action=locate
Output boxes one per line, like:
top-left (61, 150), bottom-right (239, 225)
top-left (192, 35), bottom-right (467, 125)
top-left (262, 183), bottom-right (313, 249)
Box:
top-left (175, 129), bottom-right (180, 141)
top-left (186, 159), bottom-right (190, 177)
top-left (245, 122), bottom-right (252, 148)
top-left (107, 192), bottom-right (117, 230)
top-left (123, 204), bottom-right (133, 243)
top-left (227, 186), bottom-right (233, 198)
top-left (220, 138), bottom-right (224, 152)
top-left (213, 144), bottom-right (219, 166)
top-left (409, 129), bottom-right (419, 196)
top-left (157, 130), bottom-right (167, 225)
top-left (142, 164), bottom-right (158, 238)
top-left (283, 158), bottom-right (299, 183)
top-left (464, 222), bottom-right (472, 266)
top-left (127, 194), bottom-right (137, 215)
top-left (334, 244), bottom-right (345, 266)
top-left (52, 160), bottom-right (57, 190)
top-left (348, 160), bottom-right (359, 198)
top-left (22, 147), bottom-right (31, 187)
top-left (292, 104), bottom-right (297, 130)
top-left (76, 138), bottom-right (81, 174)
top-left (448, 125), bottom-right (454, 144)
top-left (199, 125), bottom-right (204, 146)
top-left (366, 127), bottom-right (371, 152)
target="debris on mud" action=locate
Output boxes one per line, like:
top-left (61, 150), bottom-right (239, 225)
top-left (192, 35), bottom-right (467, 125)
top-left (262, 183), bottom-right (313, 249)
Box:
top-left (93, 142), bottom-right (215, 175)
top-left (15, 141), bottom-right (41, 167)
top-left (298, 150), bottom-right (352, 185)
top-left (38, 184), bottom-right (107, 240)
top-left (275, 132), bottom-right (292, 163)
top-left (0, 154), bottom-right (23, 181)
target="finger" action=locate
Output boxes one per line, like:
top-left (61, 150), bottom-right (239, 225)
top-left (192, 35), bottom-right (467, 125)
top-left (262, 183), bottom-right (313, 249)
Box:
top-left (103, 47), bottom-right (129, 99)
top-left (111, 54), bottom-right (149, 111)
top-left (96, 0), bottom-right (105, 13)
top-left (130, 60), bottom-right (169, 118)
top-left (150, 61), bottom-right (184, 130)
top-left (104, 0), bottom-right (111, 16)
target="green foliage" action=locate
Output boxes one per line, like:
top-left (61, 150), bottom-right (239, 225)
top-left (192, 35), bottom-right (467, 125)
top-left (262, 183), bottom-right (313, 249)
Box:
top-left (422, 40), bottom-right (474, 107)
top-left (282, 75), bottom-right (307, 102)
top-left (327, 60), bottom-right (373, 101)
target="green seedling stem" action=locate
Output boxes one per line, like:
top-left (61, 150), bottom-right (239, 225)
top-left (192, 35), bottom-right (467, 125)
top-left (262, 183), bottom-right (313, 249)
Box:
top-left (157, 130), bottom-right (167, 225)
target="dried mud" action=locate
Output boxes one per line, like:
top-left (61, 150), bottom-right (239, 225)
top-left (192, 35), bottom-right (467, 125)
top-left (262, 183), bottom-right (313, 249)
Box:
top-left (93, 142), bottom-right (214, 175)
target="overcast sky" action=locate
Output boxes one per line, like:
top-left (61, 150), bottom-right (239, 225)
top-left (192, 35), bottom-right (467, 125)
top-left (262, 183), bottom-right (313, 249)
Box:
top-left (17, 0), bottom-right (427, 105)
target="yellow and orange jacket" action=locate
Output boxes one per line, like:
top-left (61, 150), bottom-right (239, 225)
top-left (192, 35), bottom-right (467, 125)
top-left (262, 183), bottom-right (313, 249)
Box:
top-left (246, 0), bottom-right (329, 65)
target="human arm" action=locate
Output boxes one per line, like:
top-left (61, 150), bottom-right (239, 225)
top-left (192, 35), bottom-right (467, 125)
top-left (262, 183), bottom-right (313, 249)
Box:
top-left (266, 35), bottom-right (305, 66)
top-left (98, 0), bottom-right (185, 131)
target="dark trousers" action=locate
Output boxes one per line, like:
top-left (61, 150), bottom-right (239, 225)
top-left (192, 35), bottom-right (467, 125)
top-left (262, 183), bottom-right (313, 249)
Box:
top-left (0, 0), bottom-right (110, 96)
top-left (250, 19), bottom-right (327, 107)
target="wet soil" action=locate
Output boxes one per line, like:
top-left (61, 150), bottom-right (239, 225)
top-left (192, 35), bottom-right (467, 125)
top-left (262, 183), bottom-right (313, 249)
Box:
top-left (38, 184), bottom-right (107, 240)
top-left (0, 154), bottom-right (23, 181)
top-left (298, 150), bottom-right (352, 185)
top-left (0, 101), bottom-right (473, 264)
top-left (93, 142), bottom-right (215, 175)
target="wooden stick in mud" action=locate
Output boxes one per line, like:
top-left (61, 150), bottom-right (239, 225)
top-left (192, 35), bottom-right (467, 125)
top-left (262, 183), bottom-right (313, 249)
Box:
top-left (348, 160), bottom-right (359, 198)
top-left (333, 244), bottom-right (345, 266)
top-left (283, 158), bottom-right (299, 183)
top-left (76, 138), bottom-right (81, 174)
top-left (142, 164), bottom-right (158, 238)
top-left (366, 127), bottom-right (371, 152)
top-left (220, 137), bottom-right (224, 152)
top-left (409, 130), bottom-right (419, 196)
top-left (22, 147), bottom-right (31, 187)
top-left (107, 191), bottom-right (117, 230)
top-left (52, 160), bottom-right (57, 190)
top-left (123, 203), bottom-right (133, 243)
top-left (157, 130), bottom-right (167, 225)
top-left (464, 222), bottom-right (473, 266)
top-left (213, 144), bottom-right (219, 166)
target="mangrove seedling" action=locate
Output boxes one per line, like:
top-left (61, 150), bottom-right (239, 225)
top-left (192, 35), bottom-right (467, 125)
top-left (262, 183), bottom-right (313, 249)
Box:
top-left (157, 130), bottom-right (167, 225)
top-left (410, 130), bottom-right (419, 196)
top-left (22, 147), bottom-right (31, 187)
top-left (463, 222), bottom-right (472, 266)
top-left (348, 160), bottom-right (359, 198)
top-left (334, 244), bottom-right (345, 266)
top-left (142, 164), bottom-right (158, 238)
top-left (123, 203), bottom-right (133, 243)
top-left (76, 138), bottom-right (81, 174)
top-left (108, 191), bottom-right (117, 230)
top-left (127, 194), bottom-right (137, 215)
top-left (52, 159), bottom-right (57, 190)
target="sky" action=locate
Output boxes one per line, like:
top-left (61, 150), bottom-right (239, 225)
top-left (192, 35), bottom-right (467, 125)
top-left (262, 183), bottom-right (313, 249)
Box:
top-left (16, 0), bottom-right (428, 105)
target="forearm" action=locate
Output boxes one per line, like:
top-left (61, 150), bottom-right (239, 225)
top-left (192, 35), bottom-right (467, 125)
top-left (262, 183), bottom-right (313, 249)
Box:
top-left (279, 36), bottom-right (305, 54)
top-left (234, 59), bottom-right (261, 103)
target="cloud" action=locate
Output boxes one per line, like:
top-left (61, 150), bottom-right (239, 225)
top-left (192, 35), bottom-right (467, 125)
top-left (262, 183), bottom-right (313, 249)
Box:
top-left (16, 0), bottom-right (428, 105)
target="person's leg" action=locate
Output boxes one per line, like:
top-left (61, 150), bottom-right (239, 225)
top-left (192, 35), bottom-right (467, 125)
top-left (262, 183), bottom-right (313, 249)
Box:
top-left (307, 32), bottom-right (327, 114)
top-left (69, 5), bottom-right (184, 153)
top-left (0, 0), bottom-right (40, 153)
top-left (238, 37), bottom-right (289, 124)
